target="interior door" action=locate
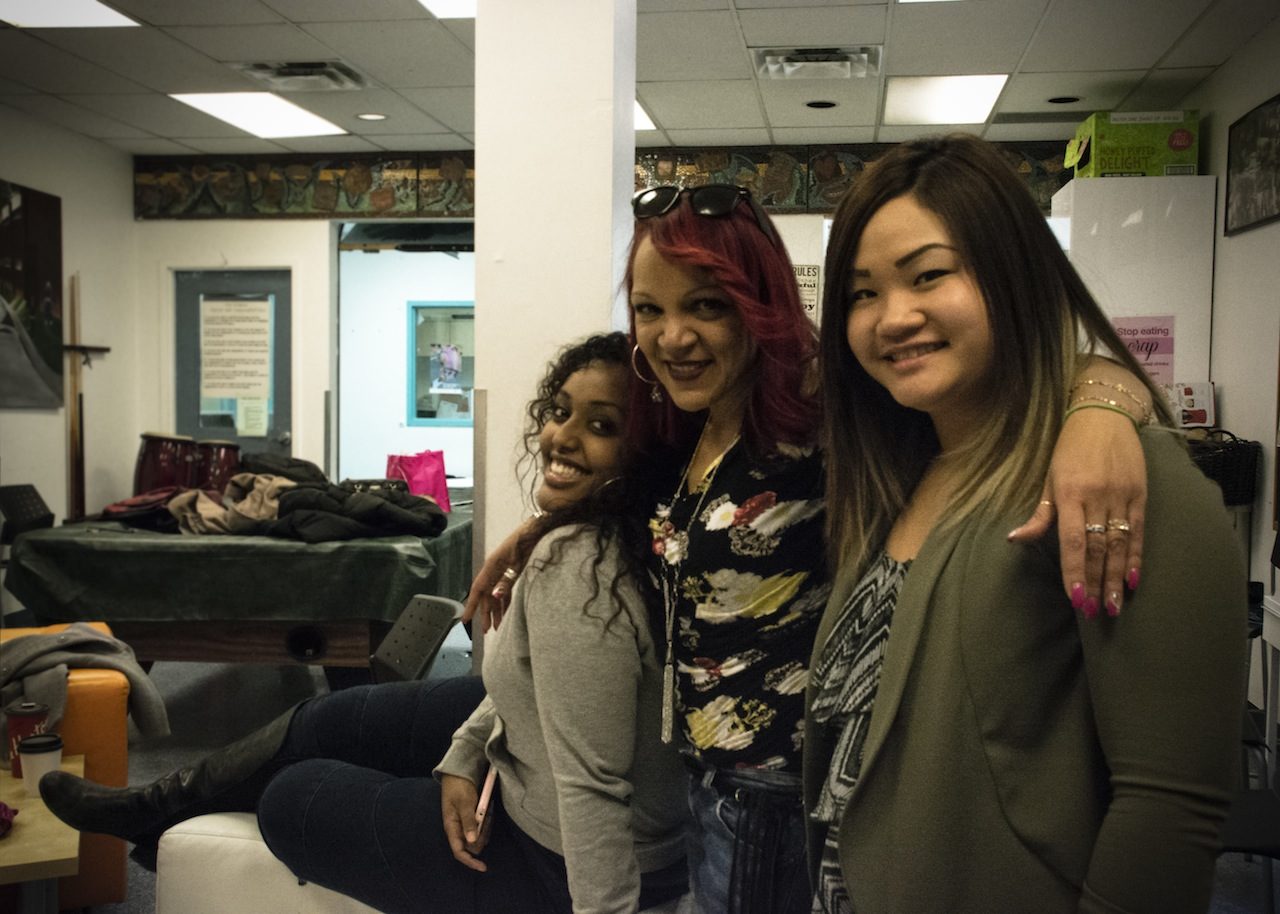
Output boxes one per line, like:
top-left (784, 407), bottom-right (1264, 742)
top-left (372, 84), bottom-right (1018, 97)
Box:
top-left (174, 269), bottom-right (292, 455)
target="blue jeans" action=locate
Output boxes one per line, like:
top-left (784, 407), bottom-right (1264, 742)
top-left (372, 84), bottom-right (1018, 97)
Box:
top-left (685, 765), bottom-right (811, 914)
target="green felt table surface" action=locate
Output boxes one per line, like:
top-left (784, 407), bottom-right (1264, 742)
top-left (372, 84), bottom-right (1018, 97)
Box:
top-left (4, 508), bottom-right (472, 624)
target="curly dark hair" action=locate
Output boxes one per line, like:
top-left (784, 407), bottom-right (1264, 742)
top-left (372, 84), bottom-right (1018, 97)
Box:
top-left (515, 332), bottom-right (662, 634)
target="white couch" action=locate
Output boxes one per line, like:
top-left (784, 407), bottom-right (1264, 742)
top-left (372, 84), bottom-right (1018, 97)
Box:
top-left (157, 812), bottom-right (692, 914)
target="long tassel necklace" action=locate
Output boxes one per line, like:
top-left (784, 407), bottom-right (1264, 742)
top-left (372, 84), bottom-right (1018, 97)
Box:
top-left (651, 421), bottom-right (740, 743)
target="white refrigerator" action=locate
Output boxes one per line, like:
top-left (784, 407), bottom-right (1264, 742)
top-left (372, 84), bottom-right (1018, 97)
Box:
top-left (1051, 175), bottom-right (1217, 386)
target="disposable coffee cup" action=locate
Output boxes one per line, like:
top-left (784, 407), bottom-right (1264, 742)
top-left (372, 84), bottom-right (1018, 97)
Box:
top-left (18, 733), bottom-right (63, 796)
top-left (4, 700), bottom-right (50, 777)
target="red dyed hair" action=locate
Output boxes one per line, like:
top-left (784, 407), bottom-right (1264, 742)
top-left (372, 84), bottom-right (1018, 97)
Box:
top-left (624, 193), bottom-right (820, 457)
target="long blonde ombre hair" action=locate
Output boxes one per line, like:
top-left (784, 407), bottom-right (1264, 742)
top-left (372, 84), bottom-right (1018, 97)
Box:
top-left (819, 134), bottom-right (1172, 576)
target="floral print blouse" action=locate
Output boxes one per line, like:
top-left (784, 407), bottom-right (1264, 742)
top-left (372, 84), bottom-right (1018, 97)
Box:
top-left (648, 439), bottom-right (830, 771)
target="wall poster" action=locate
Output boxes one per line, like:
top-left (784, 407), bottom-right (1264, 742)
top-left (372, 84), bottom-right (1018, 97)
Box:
top-left (1112, 315), bottom-right (1174, 386)
top-left (793, 263), bottom-right (820, 320)
top-left (0, 178), bottom-right (63, 408)
top-left (200, 297), bottom-right (272, 399)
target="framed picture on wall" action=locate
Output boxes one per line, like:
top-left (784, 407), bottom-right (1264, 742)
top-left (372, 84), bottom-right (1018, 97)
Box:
top-left (1226, 91), bottom-right (1280, 236)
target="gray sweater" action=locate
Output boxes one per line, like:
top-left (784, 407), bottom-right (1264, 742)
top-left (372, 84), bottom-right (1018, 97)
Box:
top-left (0, 622), bottom-right (170, 757)
top-left (435, 524), bottom-right (687, 914)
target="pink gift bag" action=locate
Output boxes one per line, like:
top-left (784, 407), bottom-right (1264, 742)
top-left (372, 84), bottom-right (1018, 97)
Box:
top-left (386, 449), bottom-right (451, 512)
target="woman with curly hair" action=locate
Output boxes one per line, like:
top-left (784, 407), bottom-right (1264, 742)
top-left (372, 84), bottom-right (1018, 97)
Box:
top-left (40, 332), bottom-right (689, 914)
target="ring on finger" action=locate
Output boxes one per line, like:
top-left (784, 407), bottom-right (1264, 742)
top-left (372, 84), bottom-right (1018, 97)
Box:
top-left (1084, 523), bottom-right (1107, 535)
top-left (1105, 519), bottom-right (1131, 533)
top-left (1039, 499), bottom-right (1054, 508)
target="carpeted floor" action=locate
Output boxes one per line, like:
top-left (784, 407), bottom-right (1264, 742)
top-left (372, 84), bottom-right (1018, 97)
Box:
top-left (87, 656), bottom-right (1278, 914)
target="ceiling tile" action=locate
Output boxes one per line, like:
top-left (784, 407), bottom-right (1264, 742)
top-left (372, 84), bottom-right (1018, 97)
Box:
top-left (104, 137), bottom-right (203, 154)
top-left (397, 87), bottom-right (474, 132)
top-left (163, 24), bottom-right (339, 62)
top-left (665, 127), bottom-right (773, 145)
top-left (370, 133), bottom-right (473, 151)
top-left (639, 80), bottom-right (761, 129)
top-left (999, 70), bottom-right (1146, 114)
top-left (885, 0), bottom-right (1047, 76)
top-left (738, 5), bottom-right (885, 47)
top-left (301, 20), bottom-right (473, 88)
top-left (106, 0), bottom-right (284, 26)
top-left (0, 31), bottom-right (149, 94)
top-left (272, 135), bottom-right (385, 153)
top-left (772, 125), bottom-right (875, 143)
top-left (983, 122), bottom-right (1078, 142)
top-left (637, 11), bottom-right (753, 81)
top-left (1122, 67), bottom-right (1214, 109)
top-left (64, 93), bottom-right (251, 137)
top-left (0, 93), bottom-right (151, 137)
top-left (637, 128), bottom-right (673, 147)
top-left (442, 19), bottom-right (474, 50)
top-left (264, 0), bottom-right (430, 22)
top-left (1162, 0), bottom-right (1279, 67)
top-left (34, 28), bottom-right (259, 93)
top-left (285, 89), bottom-right (447, 134)
top-left (758, 78), bottom-right (879, 127)
top-left (178, 138), bottom-right (291, 154)
top-left (638, 0), bottom-right (728, 11)
top-left (734, 0), bottom-right (883, 7)
top-left (1021, 0), bottom-right (1213, 72)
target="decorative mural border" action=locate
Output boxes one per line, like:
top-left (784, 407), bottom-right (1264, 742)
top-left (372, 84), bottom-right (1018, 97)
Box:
top-left (134, 141), bottom-right (1071, 220)
top-left (134, 152), bottom-right (475, 219)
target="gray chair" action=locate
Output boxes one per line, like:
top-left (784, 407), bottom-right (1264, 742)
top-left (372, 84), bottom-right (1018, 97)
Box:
top-left (369, 594), bottom-right (463, 682)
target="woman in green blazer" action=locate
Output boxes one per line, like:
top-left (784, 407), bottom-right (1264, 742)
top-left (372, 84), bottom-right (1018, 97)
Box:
top-left (805, 134), bottom-right (1246, 913)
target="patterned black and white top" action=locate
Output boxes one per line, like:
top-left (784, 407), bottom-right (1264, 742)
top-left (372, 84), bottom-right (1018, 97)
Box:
top-left (648, 440), bottom-right (830, 772)
top-left (808, 550), bottom-right (910, 914)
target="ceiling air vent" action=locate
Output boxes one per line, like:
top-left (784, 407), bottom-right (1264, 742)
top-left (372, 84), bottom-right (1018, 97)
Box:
top-left (230, 60), bottom-right (367, 92)
top-left (753, 47), bottom-right (881, 80)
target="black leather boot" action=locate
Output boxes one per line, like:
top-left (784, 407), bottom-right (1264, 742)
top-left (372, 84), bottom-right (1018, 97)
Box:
top-left (39, 707), bottom-right (297, 864)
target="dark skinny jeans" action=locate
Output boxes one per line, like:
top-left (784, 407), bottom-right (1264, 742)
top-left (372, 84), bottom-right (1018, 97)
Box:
top-left (255, 676), bottom-right (686, 914)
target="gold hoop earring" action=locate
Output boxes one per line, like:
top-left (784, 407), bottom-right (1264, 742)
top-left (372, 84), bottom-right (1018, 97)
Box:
top-left (631, 345), bottom-right (663, 403)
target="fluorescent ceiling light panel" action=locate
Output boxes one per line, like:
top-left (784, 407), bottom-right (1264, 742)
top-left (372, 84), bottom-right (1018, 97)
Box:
top-left (884, 74), bottom-right (1008, 125)
top-left (635, 101), bottom-right (655, 131)
top-left (416, 0), bottom-right (477, 17)
top-left (0, 0), bottom-right (137, 27)
top-left (170, 93), bottom-right (346, 138)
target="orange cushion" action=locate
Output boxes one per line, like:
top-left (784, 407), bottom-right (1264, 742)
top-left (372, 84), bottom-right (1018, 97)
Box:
top-left (0, 621), bottom-right (130, 909)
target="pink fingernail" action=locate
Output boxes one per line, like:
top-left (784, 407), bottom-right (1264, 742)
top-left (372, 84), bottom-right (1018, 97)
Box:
top-left (1126, 568), bottom-right (1140, 591)
top-left (1106, 592), bottom-right (1121, 617)
top-left (1070, 583), bottom-right (1086, 610)
top-left (1082, 597), bottom-right (1099, 620)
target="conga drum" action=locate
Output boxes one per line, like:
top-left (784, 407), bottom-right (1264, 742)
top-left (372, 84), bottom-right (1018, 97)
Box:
top-left (133, 432), bottom-right (197, 494)
top-left (195, 439), bottom-right (242, 493)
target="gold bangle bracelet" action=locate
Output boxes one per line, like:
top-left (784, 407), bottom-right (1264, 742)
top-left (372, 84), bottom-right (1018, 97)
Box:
top-left (1064, 401), bottom-right (1141, 430)
top-left (1069, 378), bottom-right (1152, 424)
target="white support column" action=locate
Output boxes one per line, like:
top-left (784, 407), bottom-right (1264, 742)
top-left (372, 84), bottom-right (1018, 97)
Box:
top-left (473, 0), bottom-right (637, 556)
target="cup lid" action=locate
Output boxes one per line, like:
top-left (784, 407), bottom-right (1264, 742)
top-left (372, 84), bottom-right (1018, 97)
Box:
top-left (17, 733), bottom-right (62, 754)
top-left (3, 699), bottom-right (49, 717)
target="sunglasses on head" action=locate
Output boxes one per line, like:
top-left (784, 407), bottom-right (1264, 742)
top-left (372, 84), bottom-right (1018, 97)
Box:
top-left (631, 184), bottom-right (780, 250)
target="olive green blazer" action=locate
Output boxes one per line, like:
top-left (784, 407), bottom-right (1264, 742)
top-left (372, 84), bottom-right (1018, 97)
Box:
top-left (803, 431), bottom-right (1246, 913)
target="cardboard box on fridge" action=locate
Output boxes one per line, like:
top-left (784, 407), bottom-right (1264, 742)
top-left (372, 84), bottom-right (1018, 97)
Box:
top-left (1064, 110), bottom-right (1199, 178)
